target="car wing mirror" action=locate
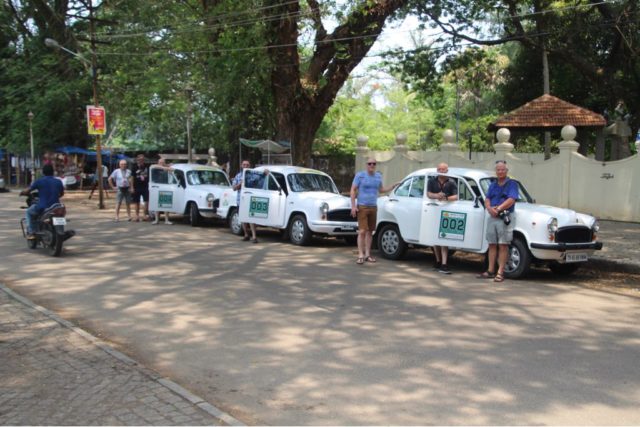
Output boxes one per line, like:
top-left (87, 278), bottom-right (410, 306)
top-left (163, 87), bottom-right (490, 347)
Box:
top-left (474, 195), bottom-right (481, 208)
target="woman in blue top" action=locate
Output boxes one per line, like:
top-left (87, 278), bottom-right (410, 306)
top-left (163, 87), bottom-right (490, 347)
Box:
top-left (350, 157), bottom-right (398, 264)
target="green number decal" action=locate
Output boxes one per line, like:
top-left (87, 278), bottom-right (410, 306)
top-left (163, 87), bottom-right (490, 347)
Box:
top-left (249, 196), bottom-right (269, 218)
top-left (438, 211), bottom-right (467, 240)
top-left (158, 191), bottom-right (173, 208)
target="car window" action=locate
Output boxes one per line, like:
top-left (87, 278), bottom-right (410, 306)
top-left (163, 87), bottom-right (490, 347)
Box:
top-left (267, 174), bottom-right (280, 191)
top-left (187, 170), bottom-right (229, 186)
top-left (479, 178), bottom-right (532, 203)
top-left (395, 178), bottom-right (412, 197)
top-left (173, 170), bottom-right (186, 188)
top-left (287, 173), bottom-right (338, 193)
top-left (409, 176), bottom-right (425, 198)
top-left (271, 172), bottom-right (288, 195)
top-left (151, 168), bottom-right (169, 184)
top-left (457, 178), bottom-right (475, 201)
top-left (245, 170), bottom-right (267, 190)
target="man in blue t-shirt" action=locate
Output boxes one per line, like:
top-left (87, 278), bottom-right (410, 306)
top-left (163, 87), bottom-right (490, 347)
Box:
top-left (20, 164), bottom-right (65, 239)
top-left (477, 160), bottom-right (519, 282)
top-left (350, 157), bottom-right (398, 264)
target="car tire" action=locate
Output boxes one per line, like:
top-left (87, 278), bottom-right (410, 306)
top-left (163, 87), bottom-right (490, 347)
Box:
top-left (548, 262), bottom-right (581, 275)
top-left (377, 224), bottom-right (407, 260)
top-left (504, 237), bottom-right (531, 279)
top-left (228, 208), bottom-right (243, 235)
top-left (188, 202), bottom-right (201, 227)
top-left (289, 214), bottom-right (312, 246)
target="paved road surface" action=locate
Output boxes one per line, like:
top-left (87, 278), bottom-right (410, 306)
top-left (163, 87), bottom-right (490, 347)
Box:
top-left (1, 191), bottom-right (639, 425)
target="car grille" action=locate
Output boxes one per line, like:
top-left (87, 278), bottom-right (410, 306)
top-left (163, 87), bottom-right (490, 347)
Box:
top-left (327, 209), bottom-right (355, 222)
top-left (555, 225), bottom-right (593, 243)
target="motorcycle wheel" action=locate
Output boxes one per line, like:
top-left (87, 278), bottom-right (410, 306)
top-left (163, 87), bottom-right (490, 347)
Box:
top-left (44, 224), bottom-right (63, 257)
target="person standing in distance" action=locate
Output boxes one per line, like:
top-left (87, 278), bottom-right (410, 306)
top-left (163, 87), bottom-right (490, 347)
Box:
top-left (151, 158), bottom-right (173, 225)
top-left (477, 160), bottom-right (518, 283)
top-left (350, 158), bottom-right (398, 264)
top-left (131, 154), bottom-right (150, 221)
top-left (426, 162), bottom-right (458, 274)
top-left (232, 159), bottom-right (258, 243)
top-left (108, 159), bottom-right (133, 222)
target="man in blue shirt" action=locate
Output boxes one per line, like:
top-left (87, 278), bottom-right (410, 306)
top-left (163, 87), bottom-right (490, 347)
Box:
top-left (350, 157), bottom-right (398, 264)
top-left (20, 164), bottom-right (64, 239)
top-left (478, 160), bottom-right (519, 282)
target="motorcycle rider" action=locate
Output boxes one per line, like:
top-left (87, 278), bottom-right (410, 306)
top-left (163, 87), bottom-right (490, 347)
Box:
top-left (20, 164), bottom-right (65, 240)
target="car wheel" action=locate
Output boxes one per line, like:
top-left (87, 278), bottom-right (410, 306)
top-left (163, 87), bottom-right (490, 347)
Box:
top-left (548, 262), bottom-right (580, 275)
top-left (504, 237), bottom-right (531, 279)
top-left (377, 224), bottom-right (407, 260)
top-left (188, 202), bottom-right (201, 227)
top-left (289, 214), bottom-right (312, 246)
top-left (228, 208), bottom-right (243, 235)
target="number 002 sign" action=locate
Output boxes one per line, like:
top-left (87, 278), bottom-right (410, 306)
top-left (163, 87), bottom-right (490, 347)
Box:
top-left (438, 211), bottom-right (467, 240)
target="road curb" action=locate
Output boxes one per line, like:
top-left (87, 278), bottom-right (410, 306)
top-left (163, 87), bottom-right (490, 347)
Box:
top-left (0, 282), bottom-right (246, 427)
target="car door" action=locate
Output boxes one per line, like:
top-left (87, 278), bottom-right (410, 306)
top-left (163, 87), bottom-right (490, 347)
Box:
top-left (149, 166), bottom-right (184, 214)
top-left (383, 175), bottom-right (425, 243)
top-left (419, 174), bottom-right (485, 251)
top-left (239, 169), bottom-right (286, 227)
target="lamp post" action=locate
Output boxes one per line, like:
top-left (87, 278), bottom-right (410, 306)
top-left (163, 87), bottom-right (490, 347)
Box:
top-left (45, 37), bottom-right (105, 209)
top-left (28, 111), bottom-right (35, 184)
top-left (185, 86), bottom-right (193, 164)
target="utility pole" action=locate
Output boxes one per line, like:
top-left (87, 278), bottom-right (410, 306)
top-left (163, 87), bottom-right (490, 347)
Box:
top-left (542, 45), bottom-right (551, 160)
top-left (186, 86), bottom-right (193, 163)
top-left (89, 0), bottom-right (105, 208)
top-left (28, 111), bottom-right (35, 183)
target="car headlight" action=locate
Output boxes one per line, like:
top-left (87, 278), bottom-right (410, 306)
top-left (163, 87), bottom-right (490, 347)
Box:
top-left (206, 193), bottom-right (215, 202)
top-left (320, 202), bottom-right (329, 219)
top-left (591, 220), bottom-right (600, 233)
top-left (547, 217), bottom-right (558, 240)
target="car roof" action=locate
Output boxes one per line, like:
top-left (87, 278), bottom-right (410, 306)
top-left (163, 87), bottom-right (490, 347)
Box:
top-left (253, 165), bottom-right (329, 177)
top-left (153, 163), bottom-right (224, 172)
top-left (408, 167), bottom-right (494, 180)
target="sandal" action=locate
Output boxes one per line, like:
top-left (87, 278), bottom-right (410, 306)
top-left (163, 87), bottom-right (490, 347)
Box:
top-left (242, 235), bottom-right (250, 241)
top-left (365, 256), bottom-right (377, 263)
top-left (493, 273), bottom-right (504, 282)
top-left (356, 257), bottom-right (365, 265)
top-left (476, 271), bottom-right (495, 279)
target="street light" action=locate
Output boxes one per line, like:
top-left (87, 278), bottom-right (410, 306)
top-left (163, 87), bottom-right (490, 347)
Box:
top-left (28, 111), bottom-right (35, 184)
top-left (45, 37), bottom-right (105, 209)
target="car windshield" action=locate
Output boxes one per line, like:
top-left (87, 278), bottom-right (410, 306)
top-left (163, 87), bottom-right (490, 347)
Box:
top-left (287, 173), bottom-right (338, 193)
top-left (479, 178), bottom-right (534, 203)
top-left (187, 170), bottom-right (229, 186)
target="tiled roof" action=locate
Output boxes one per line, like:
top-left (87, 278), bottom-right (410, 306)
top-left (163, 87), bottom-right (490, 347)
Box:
top-left (489, 94), bottom-right (606, 130)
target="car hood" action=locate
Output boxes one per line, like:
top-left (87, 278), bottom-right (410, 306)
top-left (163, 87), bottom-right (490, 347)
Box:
top-left (516, 203), bottom-right (592, 227)
top-left (292, 191), bottom-right (351, 209)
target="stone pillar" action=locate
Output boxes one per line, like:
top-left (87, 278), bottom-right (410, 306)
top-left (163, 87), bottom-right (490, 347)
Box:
top-left (558, 125), bottom-right (579, 208)
top-left (595, 128), bottom-right (605, 161)
top-left (355, 135), bottom-right (370, 172)
top-left (208, 147), bottom-right (219, 167)
top-left (440, 129), bottom-right (458, 153)
top-left (393, 133), bottom-right (408, 154)
top-left (494, 128), bottom-right (514, 159)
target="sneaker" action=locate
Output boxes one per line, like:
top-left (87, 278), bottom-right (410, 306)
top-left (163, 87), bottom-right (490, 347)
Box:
top-left (165, 220), bottom-right (173, 225)
top-left (438, 264), bottom-right (451, 274)
top-left (26, 233), bottom-right (36, 240)
top-left (152, 219), bottom-right (159, 225)
top-left (432, 261), bottom-right (441, 270)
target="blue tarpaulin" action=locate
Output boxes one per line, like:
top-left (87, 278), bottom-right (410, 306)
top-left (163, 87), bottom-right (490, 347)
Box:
top-left (55, 146), bottom-right (92, 155)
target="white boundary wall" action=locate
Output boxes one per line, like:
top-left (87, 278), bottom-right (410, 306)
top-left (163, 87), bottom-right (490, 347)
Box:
top-left (355, 127), bottom-right (640, 222)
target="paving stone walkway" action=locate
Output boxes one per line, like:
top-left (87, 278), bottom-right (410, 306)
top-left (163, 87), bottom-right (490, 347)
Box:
top-left (0, 286), bottom-right (241, 426)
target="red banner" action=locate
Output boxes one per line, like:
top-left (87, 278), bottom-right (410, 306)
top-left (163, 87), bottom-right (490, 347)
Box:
top-left (86, 105), bottom-right (106, 135)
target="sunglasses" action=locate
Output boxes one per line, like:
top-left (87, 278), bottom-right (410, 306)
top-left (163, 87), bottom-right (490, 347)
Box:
top-left (495, 160), bottom-right (507, 164)
top-left (367, 162), bottom-right (377, 166)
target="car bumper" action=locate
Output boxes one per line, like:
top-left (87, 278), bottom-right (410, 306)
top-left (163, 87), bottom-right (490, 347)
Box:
top-left (199, 208), bottom-right (223, 219)
top-left (530, 241), bottom-right (603, 251)
top-left (308, 220), bottom-right (358, 235)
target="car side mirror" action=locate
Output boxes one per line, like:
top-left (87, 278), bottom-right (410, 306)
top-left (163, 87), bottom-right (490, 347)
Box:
top-left (474, 196), bottom-right (482, 208)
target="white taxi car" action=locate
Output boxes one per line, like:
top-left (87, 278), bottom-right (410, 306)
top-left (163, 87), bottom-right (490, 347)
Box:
top-left (376, 167), bottom-right (603, 278)
top-left (236, 165), bottom-right (357, 245)
top-left (148, 163), bottom-right (236, 227)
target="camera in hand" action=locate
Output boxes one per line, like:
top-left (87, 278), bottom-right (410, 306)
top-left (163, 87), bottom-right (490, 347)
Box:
top-left (498, 210), bottom-right (511, 225)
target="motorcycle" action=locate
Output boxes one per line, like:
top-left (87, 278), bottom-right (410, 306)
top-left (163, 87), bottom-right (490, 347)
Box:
top-left (20, 191), bottom-right (75, 256)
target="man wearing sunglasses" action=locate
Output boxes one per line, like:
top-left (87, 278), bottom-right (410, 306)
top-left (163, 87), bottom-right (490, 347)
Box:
top-left (350, 158), bottom-right (398, 265)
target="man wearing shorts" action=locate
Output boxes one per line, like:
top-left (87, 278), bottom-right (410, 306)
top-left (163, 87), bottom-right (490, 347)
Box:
top-left (108, 159), bottom-right (133, 221)
top-left (477, 160), bottom-right (519, 282)
top-left (350, 157), bottom-right (398, 264)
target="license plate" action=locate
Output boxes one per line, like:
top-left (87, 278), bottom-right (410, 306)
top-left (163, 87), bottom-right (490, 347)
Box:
top-left (565, 252), bottom-right (588, 263)
top-left (52, 217), bottom-right (67, 226)
top-left (341, 226), bottom-right (356, 232)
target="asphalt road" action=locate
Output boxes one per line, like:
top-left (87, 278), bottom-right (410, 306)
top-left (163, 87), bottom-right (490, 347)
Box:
top-left (1, 191), bottom-right (639, 425)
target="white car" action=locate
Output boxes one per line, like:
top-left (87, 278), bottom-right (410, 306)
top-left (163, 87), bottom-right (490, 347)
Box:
top-left (148, 163), bottom-right (237, 227)
top-left (376, 167), bottom-right (603, 278)
top-left (236, 165), bottom-right (358, 245)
